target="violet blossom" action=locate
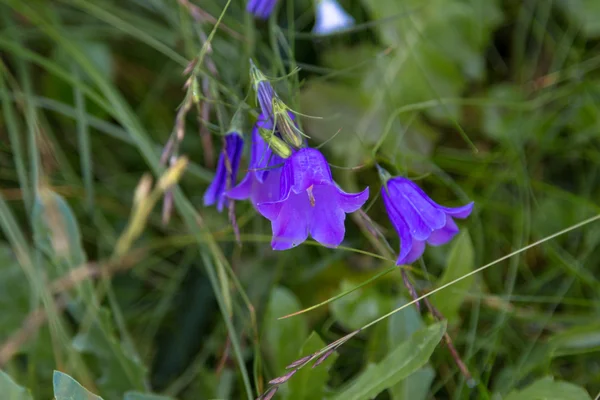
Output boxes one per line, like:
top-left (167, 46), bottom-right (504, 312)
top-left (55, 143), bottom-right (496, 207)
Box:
top-left (382, 176), bottom-right (473, 265)
top-left (257, 148), bottom-right (369, 250)
top-left (247, 0), bottom-right (278, 19)
top-left (226, 116), bottom-right (285, 207)
top-left (203, 132), bottom-right (244, 212)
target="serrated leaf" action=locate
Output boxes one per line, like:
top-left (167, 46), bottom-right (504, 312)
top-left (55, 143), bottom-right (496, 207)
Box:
top-left (431, 230), bottom-right (474, 321)
top-left (264, 287), bottom-right (309, 374)
top-left (124, 392), bottom-right (176, 400)
top-left (330, 321), bottom-right (447, 400)
top-left (0, 370), bottom-right (33, 400)
top-left (504, 376), bottom-right (592, 400)
top-left (53, 370), bottom-right (103, 400)
top-left (287, 332), bottom-right (338, 400)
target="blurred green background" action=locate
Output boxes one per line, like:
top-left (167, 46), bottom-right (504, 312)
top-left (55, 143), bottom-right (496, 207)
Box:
top-left (1, 0), bottom-right (600, 399)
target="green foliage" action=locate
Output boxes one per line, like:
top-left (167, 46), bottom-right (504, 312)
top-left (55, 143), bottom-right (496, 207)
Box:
top-left (431, 230), bottom-right (475, 321)
top-left (331, 321), bottom-right (447, 400)
top-left (504, 376), bottom-right (592, 400)
top-left (0, 371), bottom-right (33, 400)
top-left (1, 0), bottom-right (599, 399)
top-left (53, 371), bottom-right (103, 400)
top-left (287, 332), bottom-right (338, 400)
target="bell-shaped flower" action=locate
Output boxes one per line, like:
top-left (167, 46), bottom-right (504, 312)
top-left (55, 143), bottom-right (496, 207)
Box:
top-left (247, 0), bottom-right (278, 19)
top-left (226, 117), bottom-right (286, 208)
top-left (257, 148), bottom-right (369, 250)
top-left (203, 132), bottom-right (244, 212)
top-left (313, 0), bottom-right (355, 36)
top-left (249, 60), bottom-right (278, 123)
top-left (382, 177), bottom-right (473, 265)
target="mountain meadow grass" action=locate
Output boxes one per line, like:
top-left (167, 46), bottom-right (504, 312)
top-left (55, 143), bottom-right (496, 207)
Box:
top-left (1, 0), bottom-right (600, 399)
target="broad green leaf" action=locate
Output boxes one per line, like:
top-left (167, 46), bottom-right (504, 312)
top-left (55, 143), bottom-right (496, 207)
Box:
top-left (124, 392), bottom-right (175, 400)
top-left (287, 332), bottom-right (338, 400)
top-left (53, 371), bottom-right (103, 400)
top-left (72, 308), bottom-right (146, 399)
top-left (330, 280), bottom-right (392, 331)
top-left (388, 298), bottom-right (433, 400)
top-left (504, 376), bottom-right (592, 400)
top-left (431, 231), bottom-right (475, 321)
top-left (264, 287), bottom-right (309, 374)
top-left (330, 321), bottom-right (447, 400)
top-left (389, 367), bottom-right (435, 400)
top-left (0, 371), bottom-right (33, 400)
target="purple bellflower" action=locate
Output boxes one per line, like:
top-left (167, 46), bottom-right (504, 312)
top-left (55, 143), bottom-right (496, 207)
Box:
top-left (382, 176), bottom-right (473, 265)
top-left (247, 0), bottom-right (278, 19)
top-left (203, 132), bottom-right (244, 212)
top-left (250, 60), bottom-right (277, 122)
top-left (257, 148), bottom-right (369, 250)
top-left (226, 116), bottom-right (285, 208)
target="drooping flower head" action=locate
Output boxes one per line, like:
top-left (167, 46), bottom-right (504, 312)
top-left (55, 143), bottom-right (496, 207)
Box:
top-left (257, 148), bottom-right (369, 250)
top-left (226, 115), bottom-right (288, 207)
top-left (247, 0), bottom-right (278, 19)
top-left (249, 60), bottom-right (277, 122)
top-left (249, 60), bottom-right (306, 150)
top-left (203, 132), bottom-right (244, 212)
top-left (313, 0), bottom-right (355, 36)
top-left (380, 172), bottom-right (473, 265)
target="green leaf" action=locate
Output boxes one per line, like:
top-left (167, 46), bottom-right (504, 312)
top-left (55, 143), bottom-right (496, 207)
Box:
top-left (387, 298), bottom-right (433, 400)
top-left (389, 367), bottom-right (435, 400)
top-left (360, 0), bottom-right (503, 121)
top-left (330, 280), bottom-right (392, 331)
top-left (264, 287), bottom-right (309, 374)
top-left (0, 370), bottom-right (33, 400)
top-left (431, 231), bottom-right (475, 321)
top-left (287, 332), bottom-right (338, 400)
top-left (330, 321), bottom-right (447, 400)
top-left (504, 376), bottom-right (592, 400)
top-left (124, 392), bottom-right (176, 400)
top-left (53, 370), bottom-right (103, 400)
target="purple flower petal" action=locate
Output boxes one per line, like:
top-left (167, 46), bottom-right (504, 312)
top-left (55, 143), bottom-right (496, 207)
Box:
top-left (247, 0), bottom-right (278, 19)
top-left (383, 190), bottom-right (414, 264)
top-left (387, 178), bottom-right (447, 239)
top-left (270, 191), bottom-right (310, 250)
top-left (381, 175), bottom-right (473, 265)
top-left (403, 239), bottom-right (426, 264)
top-left (337, 186), bottom-right (370, 213)
top-left (436, 202), bottom-right (474, 219)
top-left (309, 186), bottom-right (346, 247)
top-left (259, 148), bottom-right (369, 250)
top-left (288, 148), bottom-right (333, 193)
top-left (427, 218), bottom-right (459, 246)
top-left (203, 133), bottom-right (244, 212)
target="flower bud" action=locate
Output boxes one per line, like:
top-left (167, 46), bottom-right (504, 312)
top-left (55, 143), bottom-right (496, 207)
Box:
top-left (273, 98), bottom-right (304, 149)
top-left (258, 127), bottom-right (292, 159)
